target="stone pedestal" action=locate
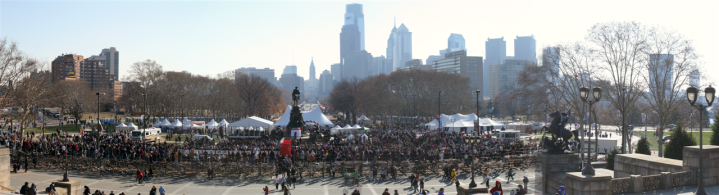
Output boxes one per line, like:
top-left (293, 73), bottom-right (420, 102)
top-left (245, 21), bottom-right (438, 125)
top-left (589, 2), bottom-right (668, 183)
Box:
top-left (54, 180), bottom-right (81, 195)
top-left (0, 148), bottom-right (9, 189)
top-left (538, 152), bottom-right (581, 194)
top-left (564, 169), bottom-right (613, 195)
top-left (683, 145), bottom-right (719, 186)
top-left (455, 181), bottom-right (488, 195)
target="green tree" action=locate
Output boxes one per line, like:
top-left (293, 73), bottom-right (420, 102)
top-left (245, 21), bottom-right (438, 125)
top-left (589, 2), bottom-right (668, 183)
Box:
top-left (635, 137), bottom-right (651, 155)
top-left (663, 124), bottom-right (697, 160)
top-left (711, 113), bottom-right (719, 146)
top-left (606, 149), bottom-right (620, 170)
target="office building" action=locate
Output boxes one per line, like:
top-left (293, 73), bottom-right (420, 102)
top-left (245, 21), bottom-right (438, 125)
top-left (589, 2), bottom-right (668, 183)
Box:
top-left (484, 37), bottom-right (507, 98)
top-left (690, 69), bottom-right (700, 87)
top-left (370, 56), bottom-right (387, 76)
top-left (488, 59), bottom-right (530, 98)
top-left (397, 59), bottom-right (432, 71)
top-left (343, 50), bottom-right (373, 80)
top-left (319, 70), bottom-right (333, 95)
top-left (235, 67), bottom-right (279, 87)
top-left (331, 63), bottom-right (342, 83)
top-left (51, 54), bottom-right (122, 101)
top-left (344, 3), bottom-right (365, 50)
top-left (428, 33), bottom-right (467, 66)
top-left (385, 25), bottom-right (397, 73)
top-left (279, 73), bottom-right (304, 96)
top-left (305, 59), bottom-right (319, 99)
top-left (649, 54), bottom-right (674, 98)
top-left (514, 35), bottom-right (536, 62)
top-left (432, 51), bottom-right (483, 96)
top-left (309, 58), bottom-right (316, 80)
top-left (392, 24), bottom-right (412, 71)
top-left (340, 24), bottom-right (361, 80)
top-left (283, 65), bottom-right (298, 75)
top-left (87, 47), bottom-right (119, 81)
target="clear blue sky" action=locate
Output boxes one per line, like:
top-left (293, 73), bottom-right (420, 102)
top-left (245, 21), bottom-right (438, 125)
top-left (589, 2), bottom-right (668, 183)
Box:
top-left (2, 0), bottom-right (718, 85)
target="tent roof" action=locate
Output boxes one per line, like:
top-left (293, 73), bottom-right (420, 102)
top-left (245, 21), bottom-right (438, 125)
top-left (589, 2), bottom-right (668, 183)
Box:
top-left (127, 123), bottom-right (138, 128)
top-left (352, 124), bottom-right (361, 128)
top-left (357, 115), bottom-right (370, 121)
top-left (273, 105), bottom-right (333, 127)
top-left (116, 123), bottom-right (127, 127)
top-left (229, 116), bottom-right (274, 127)
top-left (219, 119), bottom-right (229, 125)
top-left (169, 120), bottom-right (183, 127)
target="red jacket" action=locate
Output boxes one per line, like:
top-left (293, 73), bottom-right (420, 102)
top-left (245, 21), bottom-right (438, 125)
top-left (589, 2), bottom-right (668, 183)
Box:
top-left (489, 181), bottom-right (503, 195)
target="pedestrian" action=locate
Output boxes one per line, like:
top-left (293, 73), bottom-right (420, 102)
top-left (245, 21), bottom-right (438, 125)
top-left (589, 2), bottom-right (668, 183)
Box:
top-left (489, 181), bottom-right (503, 195)
top-left (420, 178), bottom-right (424, 192)
top-left (412, 177), bottom-right (418, 193)
top-left (394, 190), bottom-right (399, 195)
top-left (451, 169), bottom-right (457, 182)
top-left (555, 186), bottom-right (566, 195)
top-left (522, 176), bottom-right (528, 188)
top-left (437, 188), bottom-right (444, 195)
top-left (149, 186), bottom-right (157, 195)
top-left (291, 175), bottom-right (297, 189)
top-left (263, 186), bottom-right (269, 195)
top-left (274, 176), bottom-right (280, 190)
top-left (159, 186), bottom-right (166, 195)
top-left (100, 165), bottom-right (104, 176)
top-left (381, 188), bottom-right (390, 195)
top-left (506, 168), bottom-right (514, 181)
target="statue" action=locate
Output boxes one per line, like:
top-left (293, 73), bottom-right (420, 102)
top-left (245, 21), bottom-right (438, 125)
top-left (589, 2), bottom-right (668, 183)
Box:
top-left (292, 87), bottom-right (300, 106)
top-left (541, 110), bottom-right (580, 154)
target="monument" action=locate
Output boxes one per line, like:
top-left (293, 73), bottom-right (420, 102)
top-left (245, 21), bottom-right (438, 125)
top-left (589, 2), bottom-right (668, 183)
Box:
top-left (285, 87), bottom-right (307, 138)
top-left (541, 110), bottom-right (579, 154)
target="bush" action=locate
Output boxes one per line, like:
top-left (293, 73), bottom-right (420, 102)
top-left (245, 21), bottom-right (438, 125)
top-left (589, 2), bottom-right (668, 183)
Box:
top-left (635, 137), bottom-right (651, 155)
top-left (711, 114), bottom-right (719, 146)
top-left (663, 123), bottom-right (697, 160)
top-left (606, 149), bottom-right (620, 170)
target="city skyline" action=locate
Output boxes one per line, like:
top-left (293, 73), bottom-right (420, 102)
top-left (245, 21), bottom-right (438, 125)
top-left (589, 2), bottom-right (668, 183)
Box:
top-left (1, 1), bottom-right (717, 85)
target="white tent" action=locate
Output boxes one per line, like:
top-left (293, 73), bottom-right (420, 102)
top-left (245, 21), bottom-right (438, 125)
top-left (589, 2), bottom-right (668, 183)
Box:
top-left (302, 106), bottom-right (334, 126)
top-left (273, 106), bottom-right (293, 127)
top-left (273, 105), bottom-right (333, 127)
top-left (168, 120), bottom-right (183, 128)
top-left (357, 115), bottom-right (370, 121)
top-left (352, 124), bottom-right (361, 129)
top-left (204, 119), bottom-right (220, 129)
top-left (228, 116), bottom-right (273, 128)
top-left (477, 118), bottom-right (504, 127)
top-left (343, 124), bottom-right (353, 129)
top-left (219, 119), bottom-right (230, 126)
top-left (116, 123), bottom-right (127, 128)
top-left (124, 123), bottom-right (139, 131)
top-left (446, 120), bottom-right (475, 132)
top-left (156, 119), bottom-right (171, 127)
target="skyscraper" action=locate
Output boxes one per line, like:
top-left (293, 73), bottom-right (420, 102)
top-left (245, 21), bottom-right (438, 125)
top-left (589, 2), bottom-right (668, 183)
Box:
top-left (447, 33), bottom-right (466, 52)
top-left (340, 24), bottom-right (361, 80)
top-left (392, 23), bottom-right (412, 71)
top-left (319, 70), bottom-right (333, 95)
top-left (306, 58), bottom-right (319, 99)
top-left (331, 63), bottom-right (342, 84)
top-left (385, 25), bottom-right (397, 73)
top-left (485, 37), bottom-right (507, 98)
top-left (235, 67), bottom-right (279, 87)
top-left (309, 58), bottom-right (316, 80)
top-left (649, 54), bottom-right (674, 98)
top-left (343, 50), bottom-right (372, 80)
top-left (280, 65), bottom-right (304, 95)
top-left (690, 69), bottom-right (701, 87)
top-left (344, 4), bottom-right (365, 50)
top-left (87, 47), bottom-right (119, 81)
top-left (283, 65), bottom-right (297, 75)
top-left (371, 56), bottom-right (386, 76)
top-left (514, 35), bottom-right (537, 62)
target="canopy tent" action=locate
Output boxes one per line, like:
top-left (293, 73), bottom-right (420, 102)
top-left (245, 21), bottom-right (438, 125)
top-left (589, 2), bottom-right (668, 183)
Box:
top-left (218, 119), bottom-right (230, 126)
top-left (116, 123), bottom-right (127, 128)
top-left (228, 116), bottom-right (274, 128)
top-left (446, 120), bottom-right (476, 132)
top-left (127, 123), bottom-right (138, 129)
top-left (302, 106), bottom-right (334, 126)
top-left (476, 118), bottom-right (504, 127)
top-left (357, 115), bottom-right (370, 121)
top-left (273, 105), bottom-right (334, 127)
top-left (156, 119), bottom-right (171, 127)
top-left (352, 124), bottom-right (361, 129)
top-left (204, 119), bottom-right (220, 129)
top-left (343, 124), bottom-right (353, 129)
top-left (168, 120), bottom-right (183, 128)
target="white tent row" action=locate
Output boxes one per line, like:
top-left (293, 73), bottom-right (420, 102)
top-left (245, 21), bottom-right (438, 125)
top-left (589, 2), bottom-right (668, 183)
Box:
top-left (423, 113), bottom-right (504, 131)
top-left (273, 105), bottom-right (333, 127)
top-left (228, 116), bottom-right (273, 128)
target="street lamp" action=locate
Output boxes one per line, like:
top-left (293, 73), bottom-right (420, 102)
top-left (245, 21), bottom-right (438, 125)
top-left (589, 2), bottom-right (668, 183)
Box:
top-left (96, 92), bottom-right (104, 133)
top-left (438, 91), bottom-right (443, 131)
top-left (686, 85), bottom-right (714, 195)
top-left (469, 92), bottom-right (479, 187)
top-left (142, 93), bottom-right (147, 145)
top-left (580, 86), bottom-right (601, 175)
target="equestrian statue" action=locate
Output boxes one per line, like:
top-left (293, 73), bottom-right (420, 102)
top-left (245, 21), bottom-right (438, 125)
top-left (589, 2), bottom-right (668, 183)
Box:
top-left (540, 109), bottom-right (580, 154)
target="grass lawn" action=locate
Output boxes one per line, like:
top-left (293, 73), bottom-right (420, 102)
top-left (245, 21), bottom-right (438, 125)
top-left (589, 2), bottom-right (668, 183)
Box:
top-left (634, 130), bottom-right (714, 150)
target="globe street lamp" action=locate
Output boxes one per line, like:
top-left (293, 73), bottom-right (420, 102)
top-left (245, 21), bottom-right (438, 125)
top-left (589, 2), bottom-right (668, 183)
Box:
top-left (686, 85), bottom-right (714, 195)
top-left (580, 86), bottom-right (601, 175)
top-left (469, 90), bottom-right (480, 187)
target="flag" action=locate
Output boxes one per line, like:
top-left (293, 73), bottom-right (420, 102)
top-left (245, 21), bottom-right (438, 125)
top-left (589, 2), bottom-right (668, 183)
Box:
top-left (642, 113), bottom-right (646, 123)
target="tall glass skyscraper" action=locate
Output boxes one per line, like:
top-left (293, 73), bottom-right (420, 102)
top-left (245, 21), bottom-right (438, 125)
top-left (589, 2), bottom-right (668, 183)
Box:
top-left (514, 35), bottom-right (537, 62)
top-left (392, 23), bottom-right (412, 71)
top-left (344, 4), bottom-right (365, 50)
top-left (485, 37), bottom-right (506, 98)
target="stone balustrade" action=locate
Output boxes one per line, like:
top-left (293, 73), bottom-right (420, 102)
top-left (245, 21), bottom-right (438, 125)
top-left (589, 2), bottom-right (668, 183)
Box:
top-left (609, 171), bottom-right (693, 194)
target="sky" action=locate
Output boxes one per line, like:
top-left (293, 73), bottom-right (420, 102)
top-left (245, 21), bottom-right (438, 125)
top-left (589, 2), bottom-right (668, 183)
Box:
top-left (2, 0), bottom-right (718, 85)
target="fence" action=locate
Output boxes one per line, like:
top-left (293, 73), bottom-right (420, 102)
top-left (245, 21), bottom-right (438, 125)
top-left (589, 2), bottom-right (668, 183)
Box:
top-left (611, 171), bottom-right (694, 194)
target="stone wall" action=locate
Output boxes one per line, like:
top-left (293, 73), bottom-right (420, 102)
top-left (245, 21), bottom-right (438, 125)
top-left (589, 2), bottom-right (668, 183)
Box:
top-left (538, 153), bottom-right (581, 194)
top-left (613, 154), bottom-right (686, 178)
top-left (0, 148), bottom-right (9, 189)
top-left (683, 145), bottom-right (719, 186)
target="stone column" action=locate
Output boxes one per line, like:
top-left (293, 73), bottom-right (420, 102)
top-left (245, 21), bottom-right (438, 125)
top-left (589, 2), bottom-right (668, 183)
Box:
top-left (661, 172), bottom-right (672, 190)
top-left (630, 175), bottom-right (643, 193)
top-left (565, 171), bottom-right (613, 195)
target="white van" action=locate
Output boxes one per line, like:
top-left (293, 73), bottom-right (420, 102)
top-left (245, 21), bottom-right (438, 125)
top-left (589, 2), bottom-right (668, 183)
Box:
top-left (192, 135), bottom-right (213, 141)
top-left (131, 128), bottom-right (162, 142)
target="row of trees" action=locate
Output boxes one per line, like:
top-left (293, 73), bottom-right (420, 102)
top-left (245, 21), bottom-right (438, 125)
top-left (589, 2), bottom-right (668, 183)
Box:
top-left (327, 69), bottom-right (477, 123)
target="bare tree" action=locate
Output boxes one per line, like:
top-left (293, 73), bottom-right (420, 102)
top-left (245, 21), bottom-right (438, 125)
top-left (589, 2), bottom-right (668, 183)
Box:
top-left (588, 21), bottom-right (650, 154)
top-left (641, 27), bottom-right (698, 157)
top-left (0, 38), bottom-right (40, 130)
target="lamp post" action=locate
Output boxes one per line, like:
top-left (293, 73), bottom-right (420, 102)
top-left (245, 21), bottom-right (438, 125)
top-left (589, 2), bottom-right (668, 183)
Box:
top-left (686, 85), bottom-right (714, 195)
top-left (96, 92), bottom-right (104, 132)
top-left (142, 93), bottom-right (147, 145)
top-left (580, 86), bottom-right (601, 175)
top-left (469, 91), bottom-right (479, 187)
top-left (620, 87), bottom-right (627, 154)
top-left (438, 91), bottom-right (442, 131)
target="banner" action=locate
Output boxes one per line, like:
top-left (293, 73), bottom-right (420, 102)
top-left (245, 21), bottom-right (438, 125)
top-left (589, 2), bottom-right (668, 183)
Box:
top-left (642, 113), bottom-right (646, 123)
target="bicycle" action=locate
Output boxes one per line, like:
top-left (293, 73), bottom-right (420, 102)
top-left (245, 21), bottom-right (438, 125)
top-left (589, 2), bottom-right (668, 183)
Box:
top-left (136, 176), bottom-right (145, 186)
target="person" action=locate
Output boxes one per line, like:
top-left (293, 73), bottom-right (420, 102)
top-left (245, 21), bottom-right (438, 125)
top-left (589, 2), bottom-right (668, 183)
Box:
top-left (412, 177), bottom-right (418, 193)
top-left (381, 188), bottom-right (390, 195)
top-left (517, 185), bottom-right (525, 195)
top-left (159, 186), bottom-right (166, 195)
top-left (510, 189), bottom-right (516, 195)
top-left (20, 182), bottom-right (29, 194)
top-left (263, 186), bottom-right (269, 195)
top-left (419, 178), bottom-right (424, 192)
top-left (393, 190), bottom-right (399, 195)
top-left (437, 188), bottom-right (445, 195)
top-left (281, 183), bottom-right (289, 195)
top-left (274, 176), bottom-right (280, 190)
top-left (110, 191), bottom-right (115, 195)
top-left (46, 183), bottom-right (58, 195)
top-left (506, 168), bottom-right (515, 181)
top-left (555, 186), bottom-right (566, 195)
top-left (136, 169), bottom-right (144, 183)
top-left (83, 186), bottom-right (91, 195)
top-left (291, 175), bottom-right (297, 189)
top-left (27, 183), bottom-right (37, 195)
top-left (522, 176), bottom-right (529, 189)
top-left (149, 186), bottom-right (157, 195)
top-left (489, 181), bottom-right (503, 195)
top-left (100, 165), bottom-right (105, 176)
top-left (451, 169), bottom-right (457, 182)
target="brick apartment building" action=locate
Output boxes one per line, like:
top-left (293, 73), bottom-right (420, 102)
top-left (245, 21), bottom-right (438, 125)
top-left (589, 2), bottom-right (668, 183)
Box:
top-left (52, 54), bottom-right (123, 101)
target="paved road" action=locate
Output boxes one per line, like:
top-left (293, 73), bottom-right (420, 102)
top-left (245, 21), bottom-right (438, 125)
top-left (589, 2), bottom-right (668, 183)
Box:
top-left (9, 167), bottom-right (539, 195)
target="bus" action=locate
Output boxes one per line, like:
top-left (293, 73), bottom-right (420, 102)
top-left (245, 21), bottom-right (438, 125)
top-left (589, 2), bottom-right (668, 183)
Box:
top-left (131, 128), bottom-right (162, 142)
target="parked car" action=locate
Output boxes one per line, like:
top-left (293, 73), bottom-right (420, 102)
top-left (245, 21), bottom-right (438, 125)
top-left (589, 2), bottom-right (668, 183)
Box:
top-left (628, 125), bottom-right (634, 131)
top-left (662, 135), bottom-right (672, 143)
top-left (658, 124), bottom-right (677, 131)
